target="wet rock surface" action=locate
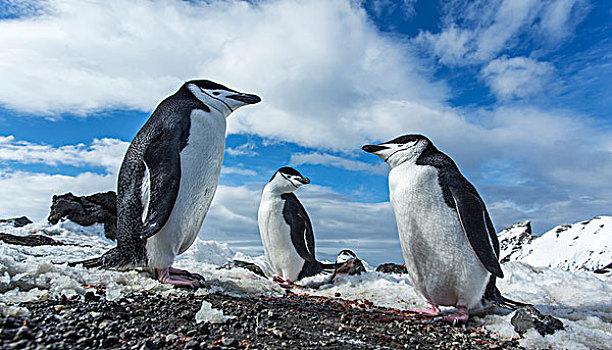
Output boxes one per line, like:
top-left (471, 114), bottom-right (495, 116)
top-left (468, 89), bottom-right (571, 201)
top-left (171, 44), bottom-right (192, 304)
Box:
top-left (0, 216), bottom-right (33, 228)
top-left (0, 232), bottom-right (65, 246)
top-left (1, 288), bottom-right (520, 349)
top-left (48, 192), bottom-right (117, 240)
top-left (511, 306), bottom-right (564, 336)
top-left (594, 261), bottom-right (612, 274)
top-left (376, 263), bottom-right (408, 274)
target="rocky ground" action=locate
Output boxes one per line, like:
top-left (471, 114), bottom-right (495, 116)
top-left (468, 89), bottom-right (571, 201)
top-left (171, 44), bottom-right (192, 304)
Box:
top-left (1, 286), bottom-right (521, 350)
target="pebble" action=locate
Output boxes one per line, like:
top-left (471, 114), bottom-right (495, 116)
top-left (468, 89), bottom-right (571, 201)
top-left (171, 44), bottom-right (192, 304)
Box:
top-left (0, 290), bottom-right (520, 350)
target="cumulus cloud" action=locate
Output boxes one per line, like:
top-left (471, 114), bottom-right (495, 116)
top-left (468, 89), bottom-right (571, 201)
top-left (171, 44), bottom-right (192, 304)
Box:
top-left (290, 152), bottom-right (388, 174)
top-left (226, 141), bottom-right (258, 157)
top-left (481, 56), bottom-right (555, 100)
top-left (0, 136), bottom-right (128, 173)
top-left (0, 170), bottom-right (116, 220)
top-left (416, 0), bottom-right (591, 65)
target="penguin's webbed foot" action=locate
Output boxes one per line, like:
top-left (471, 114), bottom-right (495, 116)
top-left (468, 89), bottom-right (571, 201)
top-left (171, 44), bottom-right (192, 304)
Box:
top-left (167, 267), bottom-right (206, 281)
top-left (273, 275), bottom-right (294, 289)
top-left (439, 306), bottom-right (469, 325)
top-left (407, 302), bottom-right (441, 317)
top-left (157, 267), bottom-right (204, 289)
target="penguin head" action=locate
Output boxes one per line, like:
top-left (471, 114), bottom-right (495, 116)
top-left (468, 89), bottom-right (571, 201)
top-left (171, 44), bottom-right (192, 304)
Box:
top-left (336, 249), bottom-right (357, 264)
top-left (362, 134), bottom-right (430, 167)
top-left (267, 167), bottom-right (310, 193)
top-left (186, 79), bottom-right (261, 117)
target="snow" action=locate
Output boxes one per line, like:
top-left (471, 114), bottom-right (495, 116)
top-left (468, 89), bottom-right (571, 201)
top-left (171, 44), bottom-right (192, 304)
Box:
top-left (1, 218), bottom-right (611, 349)
top-left (194, 300), bottom-right (235, 324)
top-left (499, 216), bottom-right (612, 271)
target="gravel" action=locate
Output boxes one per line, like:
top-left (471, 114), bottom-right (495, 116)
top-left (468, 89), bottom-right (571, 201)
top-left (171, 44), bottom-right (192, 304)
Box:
top-left (0, 286), bottom-right (521, 349)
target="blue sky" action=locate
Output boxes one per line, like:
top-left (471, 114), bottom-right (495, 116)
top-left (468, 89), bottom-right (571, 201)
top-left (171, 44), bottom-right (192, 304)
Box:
top-left (0, 0), bottom-right (610, 265)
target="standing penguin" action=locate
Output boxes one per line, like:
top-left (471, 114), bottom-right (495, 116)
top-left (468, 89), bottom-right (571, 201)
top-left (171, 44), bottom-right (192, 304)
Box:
top-left (73, 80), bottom-right (260, 288)
top-left (363, 134), bottom-right (521, 323)
top-left (258, 167), bottom-right (336, 288)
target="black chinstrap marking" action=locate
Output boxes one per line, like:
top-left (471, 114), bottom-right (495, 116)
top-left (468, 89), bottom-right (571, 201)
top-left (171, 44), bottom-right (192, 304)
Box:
top-left (201, 89), bottom-right (234, 112)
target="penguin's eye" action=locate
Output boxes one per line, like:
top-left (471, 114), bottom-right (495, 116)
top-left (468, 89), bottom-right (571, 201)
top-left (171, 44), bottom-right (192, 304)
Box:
top-left (212, 91), bottom-right (220, 96)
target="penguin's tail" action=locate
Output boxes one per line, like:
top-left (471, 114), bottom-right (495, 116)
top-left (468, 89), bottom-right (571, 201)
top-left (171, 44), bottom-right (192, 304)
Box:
top-left (68, 247), bottom-right (139, 269)
top-left (497, 295), bottom-right (531, 310)
top-left (483, 277), bottom-right (532, 310)
top-left (320, 262), bottom-right (344, 270)
top-left (68, 256), bottom-right (104, 268)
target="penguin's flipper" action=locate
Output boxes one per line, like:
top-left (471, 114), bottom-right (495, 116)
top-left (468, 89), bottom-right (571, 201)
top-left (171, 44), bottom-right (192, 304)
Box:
top-left (449, 186), bottom-right (504, 278)
top-left (141, 129), bottom-right (182, 239)
top-left (281, 193), bottom-right (316, 262)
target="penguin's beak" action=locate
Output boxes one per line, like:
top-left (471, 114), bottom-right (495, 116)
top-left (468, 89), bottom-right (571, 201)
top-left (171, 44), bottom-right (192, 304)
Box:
top-left (362, 144), bottom-right (388, 154)
top-left (227, 93), bottom-right (261, 105)
top-left (299, 177), bottom-right (310, 185)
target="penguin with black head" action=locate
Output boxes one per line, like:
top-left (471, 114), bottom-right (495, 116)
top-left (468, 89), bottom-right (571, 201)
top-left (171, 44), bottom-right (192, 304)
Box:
top-left (363, 134), bottom-right (526, 323)
top-left (72, 80), bottom-right (260, 288)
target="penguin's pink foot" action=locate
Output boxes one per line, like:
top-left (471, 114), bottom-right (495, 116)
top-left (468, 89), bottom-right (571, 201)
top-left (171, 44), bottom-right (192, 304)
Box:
top-left (440, 306), bottom-right (469, 325)
top-left (157, 267), bottom-right (202, 288)
top-left (168, 267), bottom-right (205, 281)
top-left (407, 302), bottom-right (441, 317)
top-left (273, 275), bottom-right (294, 289)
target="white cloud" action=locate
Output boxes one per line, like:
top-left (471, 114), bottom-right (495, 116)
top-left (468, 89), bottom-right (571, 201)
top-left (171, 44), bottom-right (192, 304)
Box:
top-left (0, 170), bottom-right (116, 220)
top-left (416, 0), bottom-right (591, 65)
top-left (220, 166), bottom-right (258, 177)
top-left (290, 152), bottom-right (388, 174)
top-left (481, 56), bottom-right (555, 100)
top-left (226, 141), bottom-right (257, 157)
top-left (0, 136), bottom-right (128, 173)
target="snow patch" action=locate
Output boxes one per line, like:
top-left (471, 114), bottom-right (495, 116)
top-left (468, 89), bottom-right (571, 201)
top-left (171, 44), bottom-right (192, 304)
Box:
top-left (195, 300), bottom-right (234, 324)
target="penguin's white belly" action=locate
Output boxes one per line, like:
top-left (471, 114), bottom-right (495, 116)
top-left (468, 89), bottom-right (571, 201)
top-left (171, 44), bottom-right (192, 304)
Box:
top-left (146, 109), bottom-right (226, 269)
top-left (390, 164), bottom-right (489, 309)
top-left (258, 198), bottom-right (305, 281)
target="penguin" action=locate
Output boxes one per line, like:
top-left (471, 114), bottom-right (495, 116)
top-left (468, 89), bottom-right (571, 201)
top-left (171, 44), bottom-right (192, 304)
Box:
top-left (72, 79), bottom-right (260, 288)
top-left (362, 134), bottom-right (522, 323)
top-left (258, 167), bottom-right (336, 288)
top-left (329, 249), bottom-right (366, 283)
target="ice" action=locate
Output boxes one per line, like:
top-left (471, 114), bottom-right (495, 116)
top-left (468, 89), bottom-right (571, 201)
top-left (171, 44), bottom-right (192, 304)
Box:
top-left (0, 218), bottom-right (610, 349)
top-left (194, 300), bottom-right (234, 324)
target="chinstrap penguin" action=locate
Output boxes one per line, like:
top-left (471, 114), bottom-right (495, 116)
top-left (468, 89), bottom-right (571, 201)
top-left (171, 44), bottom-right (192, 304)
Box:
top-left (72, 79), bottom-right (260, 288)
top-left (330, 249), bottom-right (366, 283)
top-left (363, 134), bottom-right (525, 323)
top-left (258, 167), bottom-right (338, 288)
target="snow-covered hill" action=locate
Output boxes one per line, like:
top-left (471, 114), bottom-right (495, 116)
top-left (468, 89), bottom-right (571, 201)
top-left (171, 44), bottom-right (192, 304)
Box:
top-left (498, 216), bottom-right (612, 271)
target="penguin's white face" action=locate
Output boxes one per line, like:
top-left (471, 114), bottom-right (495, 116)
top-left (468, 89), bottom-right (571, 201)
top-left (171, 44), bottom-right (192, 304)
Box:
top-left (266, 167), bottom-right (310, 194)
top-left (336, 250), bottom-right (357, 264)
top-left (362, 135), bottom-right (429, 168)
top-left (187, 82), bottom-right (261, 117)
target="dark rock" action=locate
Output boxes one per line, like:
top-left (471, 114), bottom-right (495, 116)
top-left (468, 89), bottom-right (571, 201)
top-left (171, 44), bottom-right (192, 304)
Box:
top-left (498, 221), bottom-right (537, 263)
top-left (219, 260), bottom-right (266, 278)
top-left (48, 191), bottom-right (117, 240)
top-left (0, 232), bottom-right (64, 247)
top-left (511, 306), bottom-right (564, 336)
top-left (375, 263), bottom-right (407, 274)
top-left (594, 261), bottom-right (612, 274)
top-left (221, 337), bottom-right (236, 346)
top-left (13, 326), bottom-right (33, 340)
top-left (0, 216), bottom-right (32, 228)
top-left (84, 291), bottom-right (101, 302)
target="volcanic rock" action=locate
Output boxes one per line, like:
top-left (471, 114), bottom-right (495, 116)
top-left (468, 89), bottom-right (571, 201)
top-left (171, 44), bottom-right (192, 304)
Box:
top-left (376, 263), bottom-right (407, 274)
top-left (48, 191), bottom-right (117, 240)
top-left (511, 306), bottom-right (564, 336)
